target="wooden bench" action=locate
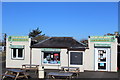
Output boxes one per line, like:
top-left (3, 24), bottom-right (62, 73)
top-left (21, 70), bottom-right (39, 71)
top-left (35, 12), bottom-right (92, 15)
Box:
top-left (22, 64), bottom-right (39, 74)
top-left (2, 74), bottom-right (16, 78)
top-left (1, 69), bottom-right (29, 80)
top-left (61, 67), bottom-right (80, 77)
top-left (47, 72), bottom-right (74, 79)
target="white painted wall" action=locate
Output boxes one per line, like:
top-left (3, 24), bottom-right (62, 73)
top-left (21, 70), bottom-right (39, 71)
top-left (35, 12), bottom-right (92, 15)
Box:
top-left (110, 41), bottom-right (118, 72)
top-left (84, 39), bottom-right (95, 71)
top-left (84, 48), bottom-right (95, 71)
top-left (6, 38), bottom-right (31, 68)
top-left (31, 48), bottom-right (41, 65)
top-left (60, 49), bottom-right (68, 68)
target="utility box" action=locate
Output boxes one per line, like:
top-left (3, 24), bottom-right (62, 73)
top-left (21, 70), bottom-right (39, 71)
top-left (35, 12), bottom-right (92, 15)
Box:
top-left (38, 66), bottom-right (44, 78)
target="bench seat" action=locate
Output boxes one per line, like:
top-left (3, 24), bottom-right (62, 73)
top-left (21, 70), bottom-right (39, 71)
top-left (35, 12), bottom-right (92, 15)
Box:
top-left (2, 74), bottom-right (16, 78)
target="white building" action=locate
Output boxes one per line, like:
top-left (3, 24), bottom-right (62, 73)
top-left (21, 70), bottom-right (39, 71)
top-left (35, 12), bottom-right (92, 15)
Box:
top-left (6, 36), bottom-right (31, 68)
top-left (6, 36), bottom-right (118, 72)
top-left (85, 36), bottom-right (118, 72)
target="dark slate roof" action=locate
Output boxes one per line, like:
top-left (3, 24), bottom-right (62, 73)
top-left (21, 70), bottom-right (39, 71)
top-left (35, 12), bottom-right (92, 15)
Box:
top-left (31, 37), bottom-right (86, 49)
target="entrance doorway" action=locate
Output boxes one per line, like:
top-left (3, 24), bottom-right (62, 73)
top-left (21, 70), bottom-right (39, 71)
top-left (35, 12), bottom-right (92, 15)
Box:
top-left (95, 48), bottom-right (110, 71)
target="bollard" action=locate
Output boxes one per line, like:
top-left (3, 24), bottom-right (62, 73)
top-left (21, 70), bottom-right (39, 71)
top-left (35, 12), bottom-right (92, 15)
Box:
top-left (79, 67), bottom-right (84, 72)
top-left (38, 66), bottom-right (44, 78)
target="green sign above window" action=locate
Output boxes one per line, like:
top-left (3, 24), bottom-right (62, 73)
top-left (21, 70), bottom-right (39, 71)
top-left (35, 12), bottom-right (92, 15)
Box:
top-left (94, 43), bottom-right (111, 47)
top-left (10, 45), bottom-right (24, 48)
top-left (41, 48), bottom-right (61, 52)
top-left (8, 36), bottom-right (29, 42)
top-left (90, 36), bottom-right (115, 42)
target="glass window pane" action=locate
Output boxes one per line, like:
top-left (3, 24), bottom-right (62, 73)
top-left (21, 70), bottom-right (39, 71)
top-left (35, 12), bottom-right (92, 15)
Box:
top-left (98, 50), bottom-right (106, 62)
top-left (43, 52), bottom-right (60, 64)
top-left (70, 52), bottom-right (83, 65)
top-left (18, 49), bottom-right (23, 57)
top-left (13, 49), bottom-right (16, 58)
top-left (98, 63), bottom-right (106, 69)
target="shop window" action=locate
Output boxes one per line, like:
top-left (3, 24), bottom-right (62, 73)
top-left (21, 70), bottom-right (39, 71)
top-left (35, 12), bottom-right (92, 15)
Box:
top-left (98, 50), bottom-right (106, 62)
top-left (43, 52), bottom-right (60, 64)
top-left (11, 48), bottom-right (24, 59)
top-left (70, 52), bottom-right (83, 65)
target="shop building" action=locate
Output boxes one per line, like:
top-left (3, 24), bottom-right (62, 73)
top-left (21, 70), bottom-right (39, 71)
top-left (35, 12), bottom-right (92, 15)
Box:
top-left (84, 36), bottom-right (118, 72)
top-left (6, 37), bottom-right (86, 72)
top-left (6, 36), bottom-right (118, 72)
top-left (6, 36), bottom-right (31, 68)
top-left (30, 37), bottom-right (86, 72)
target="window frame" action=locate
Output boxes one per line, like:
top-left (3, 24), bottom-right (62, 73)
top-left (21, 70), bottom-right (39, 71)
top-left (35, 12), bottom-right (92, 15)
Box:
top-left (11, 48), bottom-right (24, 60)
top-left (69, 51), bottom-right (84, 66)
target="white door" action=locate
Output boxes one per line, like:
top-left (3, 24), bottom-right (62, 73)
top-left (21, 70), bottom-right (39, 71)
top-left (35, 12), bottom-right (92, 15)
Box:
top-left (95, 48), bottom-right (110, 71)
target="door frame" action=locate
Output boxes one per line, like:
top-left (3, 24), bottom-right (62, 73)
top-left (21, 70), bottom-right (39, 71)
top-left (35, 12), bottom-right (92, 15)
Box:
top-left (94, 48), bottom-right (110, 71)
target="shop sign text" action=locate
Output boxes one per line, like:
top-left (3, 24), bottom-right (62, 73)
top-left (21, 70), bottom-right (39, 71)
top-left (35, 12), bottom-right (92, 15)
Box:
top-left (8, 36), bottom-right (29, 42)
top-left (90, 36), bottom-right (115, 42)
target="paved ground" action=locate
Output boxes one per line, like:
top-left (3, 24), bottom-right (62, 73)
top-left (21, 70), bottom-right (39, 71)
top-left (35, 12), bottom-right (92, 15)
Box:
top-left (1, 52), bottom-right (120, 80)
top-left (44, 69), bottom-right (120, 78)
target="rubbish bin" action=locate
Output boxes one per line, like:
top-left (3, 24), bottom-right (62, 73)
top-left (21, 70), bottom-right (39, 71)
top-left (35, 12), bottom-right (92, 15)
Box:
top-left (38, 66), bottom-right (44, 78)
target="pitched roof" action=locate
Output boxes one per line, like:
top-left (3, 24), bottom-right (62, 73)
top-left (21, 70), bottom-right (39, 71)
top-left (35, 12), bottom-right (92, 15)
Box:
top-left (31, 37), bottom-right (86, 49)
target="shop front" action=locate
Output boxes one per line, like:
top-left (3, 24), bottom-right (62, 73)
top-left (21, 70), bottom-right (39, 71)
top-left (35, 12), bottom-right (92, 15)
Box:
top-left (31, 37), bottom-right (86, 71)
top-left (6, 36), bottom-right (31, 68)
top-left (6, 36), bottom-right (117, 72)
top-left (86, 36), bottom-right (118, 72)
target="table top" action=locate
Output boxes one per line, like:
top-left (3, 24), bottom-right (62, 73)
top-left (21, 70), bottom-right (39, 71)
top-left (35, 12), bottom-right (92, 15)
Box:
top-left (61, 67), bottom-right (79, 69)
top-left (47, 72), bottom-right (73, 76)
top-left (22, 64), bottom-right (39, 66)
top-left (7, 69), bottom-right (25, 73)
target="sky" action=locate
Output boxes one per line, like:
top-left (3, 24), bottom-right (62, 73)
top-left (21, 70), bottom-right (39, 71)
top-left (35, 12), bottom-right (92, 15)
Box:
top-left (2, 2), bottom-right (118, 40)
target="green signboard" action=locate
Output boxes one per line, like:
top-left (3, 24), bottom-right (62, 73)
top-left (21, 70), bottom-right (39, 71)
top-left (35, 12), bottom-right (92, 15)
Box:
top-left (8, 36), bottom-right (29, 42)
top-left (94, 43), bottom-right (111, 47)
top-left (41, 48), bottom-right (61, 52)
top-left (90, 36), bottom-right (115, 42)
top-left (10, 45), bottom-right (24, 48)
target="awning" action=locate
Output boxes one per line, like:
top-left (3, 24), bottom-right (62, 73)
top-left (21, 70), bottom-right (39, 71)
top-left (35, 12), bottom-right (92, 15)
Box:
top-left (10, 45), bottom-right (24, 48)
top-left (41, 48), bottom-right (61, 52)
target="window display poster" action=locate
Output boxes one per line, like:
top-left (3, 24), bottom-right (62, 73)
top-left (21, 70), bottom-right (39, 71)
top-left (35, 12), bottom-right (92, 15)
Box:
top-left (43, 52), bottom-right (60, 64)
top-left (100, 63), bottom-right (104, 66)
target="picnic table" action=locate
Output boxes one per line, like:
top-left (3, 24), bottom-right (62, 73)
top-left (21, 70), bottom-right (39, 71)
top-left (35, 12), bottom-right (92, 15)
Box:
top-left (47, 72), bottom-right (74, 79)
top-left (2, 69), bottom-right (28, 80)
top-left (22, 64), bottom-right (39, 74)
top-left (61, 67), bottom-right (80, 76)
top-left (61, 67), bottom-right (79, 72)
